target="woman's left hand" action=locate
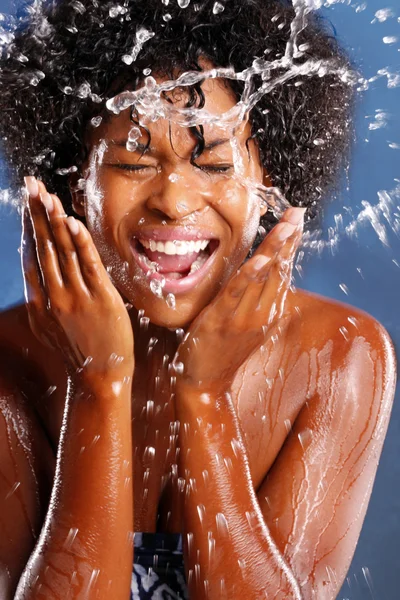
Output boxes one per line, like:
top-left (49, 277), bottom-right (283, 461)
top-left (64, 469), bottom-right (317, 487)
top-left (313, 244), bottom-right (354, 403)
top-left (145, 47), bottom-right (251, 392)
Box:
top-left (173, 207), bottom-right (305, 394)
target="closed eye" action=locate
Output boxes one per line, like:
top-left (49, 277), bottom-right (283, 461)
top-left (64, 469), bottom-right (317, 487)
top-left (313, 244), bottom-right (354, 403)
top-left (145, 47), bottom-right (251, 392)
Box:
top-left (108, 163), bottom-right (153, 171)
top-left (197, 165), bottom-right (233, 174)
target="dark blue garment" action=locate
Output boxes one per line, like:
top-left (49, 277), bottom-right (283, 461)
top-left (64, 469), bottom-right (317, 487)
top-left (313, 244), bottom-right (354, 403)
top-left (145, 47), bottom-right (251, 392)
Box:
top-left (131, 533), bottom-right (189, 599)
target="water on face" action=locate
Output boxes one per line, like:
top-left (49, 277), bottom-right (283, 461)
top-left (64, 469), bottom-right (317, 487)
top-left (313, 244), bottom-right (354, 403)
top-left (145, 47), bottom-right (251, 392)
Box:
top-left (0, 1), bottom-right (399, 598)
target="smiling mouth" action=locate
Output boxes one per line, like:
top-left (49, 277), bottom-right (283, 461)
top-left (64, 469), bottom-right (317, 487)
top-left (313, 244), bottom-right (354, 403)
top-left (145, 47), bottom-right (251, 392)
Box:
top-left (130, 237), bottom-right (220, 293)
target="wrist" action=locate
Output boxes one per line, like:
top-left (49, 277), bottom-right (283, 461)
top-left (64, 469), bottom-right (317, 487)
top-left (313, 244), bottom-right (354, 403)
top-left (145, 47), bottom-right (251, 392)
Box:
top-left (68, 361), bottom-right (134, 397)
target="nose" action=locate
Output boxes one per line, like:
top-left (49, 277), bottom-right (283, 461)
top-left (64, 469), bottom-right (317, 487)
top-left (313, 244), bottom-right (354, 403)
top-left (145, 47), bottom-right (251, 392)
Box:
top-left (146, 167), bottom-right (207, 221)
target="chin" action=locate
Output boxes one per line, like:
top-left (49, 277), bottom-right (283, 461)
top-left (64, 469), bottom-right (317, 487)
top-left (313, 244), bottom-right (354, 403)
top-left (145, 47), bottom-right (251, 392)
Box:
top-left (129, 292), bottom-right (209, 331)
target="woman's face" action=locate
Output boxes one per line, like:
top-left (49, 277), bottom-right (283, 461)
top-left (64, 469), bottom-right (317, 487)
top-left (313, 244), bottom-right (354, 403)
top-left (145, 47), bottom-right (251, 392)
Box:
top-left (76, 76), bottom-right (268, 329)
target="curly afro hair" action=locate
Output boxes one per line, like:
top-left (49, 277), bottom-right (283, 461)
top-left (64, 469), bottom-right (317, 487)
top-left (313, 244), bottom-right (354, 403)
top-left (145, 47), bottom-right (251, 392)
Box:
top-left (0, 0), bottom-right (355, 246)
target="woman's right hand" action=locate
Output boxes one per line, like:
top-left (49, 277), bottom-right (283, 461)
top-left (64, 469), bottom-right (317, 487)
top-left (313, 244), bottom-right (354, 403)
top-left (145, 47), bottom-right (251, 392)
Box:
top-left (21, 176), bottom-right (134, 377)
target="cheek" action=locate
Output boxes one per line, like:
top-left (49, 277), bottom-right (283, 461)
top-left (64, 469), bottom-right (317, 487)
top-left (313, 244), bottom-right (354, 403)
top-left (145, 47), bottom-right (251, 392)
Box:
top-left (218, 178), bottom-right (261, 247)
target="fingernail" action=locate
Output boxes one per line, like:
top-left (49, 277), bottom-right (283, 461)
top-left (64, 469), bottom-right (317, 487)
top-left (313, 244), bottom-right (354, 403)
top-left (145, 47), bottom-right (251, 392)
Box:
top-left (66, 217), bottom-right (80, 235)
top-left (40, 193), bottom-right (54, 213)
top-left (24, 176), bottom-right (39, 198)
top-left (285, 207), bottom-right (306, 227)
top-left (253, 255), bottom-right (270, 271)
top-left (277, 222), bottom-right (297, 241)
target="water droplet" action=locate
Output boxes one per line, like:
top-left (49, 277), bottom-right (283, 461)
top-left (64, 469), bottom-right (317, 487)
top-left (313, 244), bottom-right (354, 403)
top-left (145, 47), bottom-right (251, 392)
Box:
top-left (144, 446), bottom-right (156, 461)
top-left (257, 225), bottom-right (267, 239)
top-left (196, 503), bottom-right (206, 524)
top-left (109, 5), bottom-right (127, 18)
top-left (175, 328), bottom-right (185, 342)
top-left (111, 381), bottom-right (123, 394)
top-left (55, 166), bottom-right (78, 175)
top-left (150, 278), bottom-right (165, 298)
top-left (383, 36), bottom-right (398, 45)
top-left (373, 8), bottom-right (395, 23)
top-left (298, 428), bottom-right (313, 452)
top-left (126, 126), bottom-right (141, 152)
top-left (87, 568), bottom-right (100, 591)
top-left (339, 326), bottom-right (350, 341)
top-left (43, 385), bottom-right (57, 399)
top-left (355, 3), bottom-right (367, 13)
top-left (107, 353), bottom-right (125, 368)
top-left (347, 316), bottom-right (359, 328)
top-left (215, 512), bottom-right (230, 537)
top-left (173, 361), bottom-right (185, 375)
top-left (202, 469), bottom-right (209, 485)
top-left (163, 13), bottom-right (172, 22)
top-left (77, 82), bottom-right (91, 98)
top-left (213, 2), bottom-right (225, 14)
top-left (166, 293), bottom-right (176, 309)
top-left (178, 0), bottom-right (190, 6)
top-left (146, 400), bottom-right (154, 420)
top-left (91, 116), bottom-right (102, 127)
top-left (147, 337), bottom-right (158, 353)
top-left (63, 527), bottom-right (79, 550)
top-left (83, 356), bottom-right (93, 369)
top-left (284, 419), bottom-right (292, 434)
top-left (339, 283), bottom-right (349, 295)
top-left (140, 316), bottom-right (150, 330)
top-left (5, 481), bottom-right (21, 500)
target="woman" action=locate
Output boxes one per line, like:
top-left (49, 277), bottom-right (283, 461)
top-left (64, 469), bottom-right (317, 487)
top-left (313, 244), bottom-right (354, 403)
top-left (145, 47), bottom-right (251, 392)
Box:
top-left (0, 1), bottom-right (396, 599)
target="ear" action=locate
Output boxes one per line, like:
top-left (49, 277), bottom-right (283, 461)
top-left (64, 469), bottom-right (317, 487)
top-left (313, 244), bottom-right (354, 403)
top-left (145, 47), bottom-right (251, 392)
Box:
top-left (69, 172), bottom-right (85, 217)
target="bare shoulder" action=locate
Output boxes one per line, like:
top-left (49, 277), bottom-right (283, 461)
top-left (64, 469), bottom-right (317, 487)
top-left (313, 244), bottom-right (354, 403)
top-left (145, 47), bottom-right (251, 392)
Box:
top-left (288, 288), bottom-right (396, 373)
top-left (0, 302), bottom-right (41, 356)
top-left (284, 288), bottom-right (397, 436)
top-left (0, 304), bottom-right (58, 597)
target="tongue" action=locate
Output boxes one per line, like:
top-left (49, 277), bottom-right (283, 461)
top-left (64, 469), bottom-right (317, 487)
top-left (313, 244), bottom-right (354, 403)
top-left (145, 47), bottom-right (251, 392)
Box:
top-left (143, 248), bottom-right (203, 273)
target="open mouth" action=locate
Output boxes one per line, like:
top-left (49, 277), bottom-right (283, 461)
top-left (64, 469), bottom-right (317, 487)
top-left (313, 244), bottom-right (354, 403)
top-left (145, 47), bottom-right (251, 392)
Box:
top-left (130, 237), bottom-right (220, 294)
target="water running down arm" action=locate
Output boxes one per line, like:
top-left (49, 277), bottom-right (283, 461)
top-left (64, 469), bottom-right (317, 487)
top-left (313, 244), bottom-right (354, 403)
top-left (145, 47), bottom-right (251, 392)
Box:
top-left (15, 177), bottom-right (135, 599)
top-left (15, 372), bottom-right (134, 600)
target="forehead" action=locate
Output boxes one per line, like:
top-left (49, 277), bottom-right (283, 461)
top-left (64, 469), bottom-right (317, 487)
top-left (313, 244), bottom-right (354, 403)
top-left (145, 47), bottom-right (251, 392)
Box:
top-left (91, 75), bottom-right (244, 146)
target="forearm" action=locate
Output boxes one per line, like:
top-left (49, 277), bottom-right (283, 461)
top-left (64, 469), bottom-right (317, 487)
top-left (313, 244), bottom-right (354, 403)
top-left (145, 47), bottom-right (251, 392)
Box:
top-left (15, 369), bottom-right (134, 600)
top-left (175, 384), bottom-right (302, 600)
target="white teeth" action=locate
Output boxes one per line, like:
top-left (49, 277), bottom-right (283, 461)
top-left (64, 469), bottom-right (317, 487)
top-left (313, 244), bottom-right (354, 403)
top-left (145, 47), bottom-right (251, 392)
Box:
top-left (188, 249), bottom-right (209, 274)
top-left (139, 238), bottom-right (210, 255)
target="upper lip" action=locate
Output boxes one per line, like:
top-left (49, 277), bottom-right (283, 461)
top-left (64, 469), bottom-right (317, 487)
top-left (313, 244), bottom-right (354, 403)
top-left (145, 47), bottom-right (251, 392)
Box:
top-left (132, 227), bottom-right (220, 242)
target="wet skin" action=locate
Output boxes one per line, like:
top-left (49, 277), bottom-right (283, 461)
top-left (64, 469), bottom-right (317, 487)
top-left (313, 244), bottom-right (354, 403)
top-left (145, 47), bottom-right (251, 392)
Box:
top-left (0, 77), bottom-right (397, 599)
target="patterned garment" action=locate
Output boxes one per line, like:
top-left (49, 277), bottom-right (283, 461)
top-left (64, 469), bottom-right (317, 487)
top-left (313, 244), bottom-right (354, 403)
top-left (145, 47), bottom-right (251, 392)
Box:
top-left (131, 532), bottom-right (189, 599)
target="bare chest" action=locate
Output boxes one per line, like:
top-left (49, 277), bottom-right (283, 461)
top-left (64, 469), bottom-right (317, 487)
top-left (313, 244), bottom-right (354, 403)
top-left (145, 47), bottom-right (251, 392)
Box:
top-left (132, 341), bottom-right (309, 533)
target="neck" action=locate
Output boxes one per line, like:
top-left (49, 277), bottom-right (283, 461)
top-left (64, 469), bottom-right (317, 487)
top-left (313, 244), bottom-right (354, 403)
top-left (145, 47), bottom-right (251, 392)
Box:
top-left (128, 307), bottom-right (183, 369)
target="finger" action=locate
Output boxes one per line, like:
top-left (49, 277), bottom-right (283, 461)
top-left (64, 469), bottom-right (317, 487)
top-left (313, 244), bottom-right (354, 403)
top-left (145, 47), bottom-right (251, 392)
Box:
top-left (233, 212), bottom-right (304, 323)
top-left (218, 222), bottom-right (296, 316)
top-left (256, 207), bottom-right (306, 257)
top-left (41, 189), bottom-right (90, 294)
top-left (21, 203), bottom-right (46, 310)
top-left (64, 217), bottom-right (109, 296)
top-left (216, 207), bottom-right (305, 317)
top-left (256, 226), bottom-right (303, 325)
top-left (25, 177), bottom-right (64, 293)
top-left (249, 206), bottom-right (305, 281)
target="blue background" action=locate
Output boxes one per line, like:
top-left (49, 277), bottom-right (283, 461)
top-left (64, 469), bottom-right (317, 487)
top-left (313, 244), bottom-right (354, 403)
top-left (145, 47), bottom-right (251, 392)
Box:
top-left (0, 1), bottom-right (399, 598)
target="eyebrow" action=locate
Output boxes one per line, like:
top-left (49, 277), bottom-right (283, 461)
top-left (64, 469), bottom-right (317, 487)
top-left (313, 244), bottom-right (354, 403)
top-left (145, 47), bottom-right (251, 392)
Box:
top-left (110, 137), bottom-right (230, 154)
